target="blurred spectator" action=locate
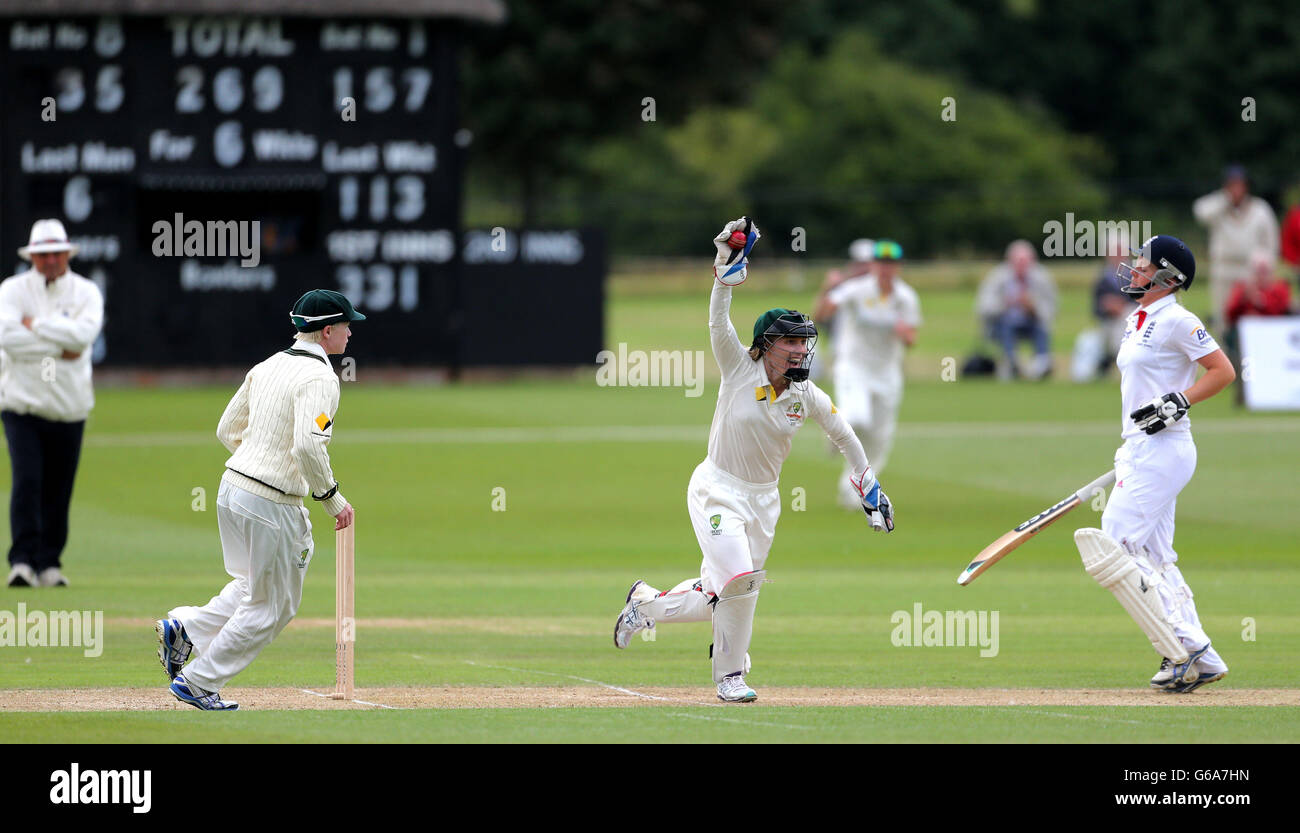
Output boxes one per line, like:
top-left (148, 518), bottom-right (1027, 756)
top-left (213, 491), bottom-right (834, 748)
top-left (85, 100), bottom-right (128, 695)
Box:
top-left (1225, 253), bottom-right (1293, 328)
top-left (1072, 232), bottom-right (1137, 381)
top-left (1193, 164), bottom-right (1279, 328)
top-left (1223, 252), bottom-right (1293, 405)
top-left (976, 239), bottom-right (1057, 380)
top-left (1280, 182), bottom-right (1300, 276)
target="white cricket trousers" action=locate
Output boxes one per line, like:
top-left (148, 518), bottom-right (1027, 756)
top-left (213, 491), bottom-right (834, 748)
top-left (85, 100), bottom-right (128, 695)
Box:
top-left (638, 459), bottom-right (779, 624)
top-left (1101, 433), bottom-right (1226, 673)
top-left (170, 480), bottom-right (316, 691)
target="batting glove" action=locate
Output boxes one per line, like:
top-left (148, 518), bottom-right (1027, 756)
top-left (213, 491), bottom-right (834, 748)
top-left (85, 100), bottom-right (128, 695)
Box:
top-left (851, 468), bottom-right (894, 533)
top-left (713, 217), bottom-right (759, 286)
top-left (1130, 391), bottom-right (1190, 435)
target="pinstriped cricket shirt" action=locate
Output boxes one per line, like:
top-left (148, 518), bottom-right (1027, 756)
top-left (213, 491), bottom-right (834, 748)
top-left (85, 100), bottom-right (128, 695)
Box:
top-left (217, 340), bottom-right (348, 517)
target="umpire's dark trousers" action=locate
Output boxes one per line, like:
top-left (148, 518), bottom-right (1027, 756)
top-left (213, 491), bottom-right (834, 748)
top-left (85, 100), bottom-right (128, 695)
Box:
top-left (2, 411), bottom-right (85, 572)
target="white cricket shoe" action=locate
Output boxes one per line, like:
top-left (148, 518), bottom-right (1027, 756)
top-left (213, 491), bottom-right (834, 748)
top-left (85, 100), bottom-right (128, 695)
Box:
top-left (1150, 657), bottom-right (1175, 689)
top-left (717, 672), bottom-right (757, 703)
top-left (38, 567), bottom-right (68, 587)
top-left (613, 580), bottom-right (659, 649)
top-left (7, 563), bottom-right (38, 587)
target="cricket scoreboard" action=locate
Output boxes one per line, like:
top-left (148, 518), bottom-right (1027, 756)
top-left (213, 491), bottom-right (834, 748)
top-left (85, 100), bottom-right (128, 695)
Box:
top-left (0, 9), bottom-right (604, 369)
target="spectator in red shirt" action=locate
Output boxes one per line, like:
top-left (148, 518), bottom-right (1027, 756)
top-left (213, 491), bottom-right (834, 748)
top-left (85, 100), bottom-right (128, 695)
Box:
top-left (1224, 252), bottom-right (1293, 405)
top-left (1225, 252), bottom-right (1293, 328)
top-left (1280, 182), bottom-right (1300, 274)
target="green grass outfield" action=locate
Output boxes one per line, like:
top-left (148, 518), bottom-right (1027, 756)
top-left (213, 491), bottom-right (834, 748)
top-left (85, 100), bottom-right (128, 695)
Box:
top-left (2, 281), bottom-right (1297, 742)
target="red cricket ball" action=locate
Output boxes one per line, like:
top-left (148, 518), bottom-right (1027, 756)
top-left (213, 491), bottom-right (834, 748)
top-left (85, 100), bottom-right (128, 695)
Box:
top-left (728, 230), bottom-right (748, 249)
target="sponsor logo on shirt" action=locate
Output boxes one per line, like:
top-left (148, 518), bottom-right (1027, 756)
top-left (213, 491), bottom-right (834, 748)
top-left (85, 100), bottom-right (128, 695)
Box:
top-left (1192, 326), bottom-right (1209, 343)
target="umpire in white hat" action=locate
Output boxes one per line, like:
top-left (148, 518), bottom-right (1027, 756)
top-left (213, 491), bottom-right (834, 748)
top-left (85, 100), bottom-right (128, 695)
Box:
top-left (1, 219), bottom-right (104, 587)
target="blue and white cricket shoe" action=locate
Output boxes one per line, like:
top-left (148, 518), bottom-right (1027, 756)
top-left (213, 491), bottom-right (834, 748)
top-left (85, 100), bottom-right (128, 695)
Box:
top-left (717, 672), bottom-right (757, 703)
top-left (1150, 657), bottom-right (1175, 689)
top-left (155, 617), bottom-right (193, 680)
top-left (613, 580), bottom-right (658, 649)
top-left (169, 675), bottom-right (239, 711)
top-left (1171, 643), bottom-right (1211, 686)
top-left (1166, 669), bottom-right (1226, 694)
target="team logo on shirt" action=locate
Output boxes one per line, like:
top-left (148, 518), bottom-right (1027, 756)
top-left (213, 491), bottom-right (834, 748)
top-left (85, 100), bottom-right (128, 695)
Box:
top-left (784, 401), bottom-right (804, 426)
top-left (710, 514), bottom-right (722, 535)
top-left (297, 548), bottom-right (310, 568)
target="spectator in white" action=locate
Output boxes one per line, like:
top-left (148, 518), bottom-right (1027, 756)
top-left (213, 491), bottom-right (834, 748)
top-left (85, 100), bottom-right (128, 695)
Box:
top-left (976, 239), bottom-right (1057, 380)
top-left (1072, 230), bottom-right (1137, 381)
top-left (818, 240), bottom-right (920, 507)
top-left (1193, 164), bottom-right (1280, 328)
top-left (0, 219), bottom-right (104, 587)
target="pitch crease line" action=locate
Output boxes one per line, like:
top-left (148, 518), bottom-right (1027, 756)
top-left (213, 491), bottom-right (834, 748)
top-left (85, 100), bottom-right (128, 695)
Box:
top-left (460, 660), bottom-right (812, 729)
top-left (1018, 708), bottom-right (1144, 725)
top-left (299, 686), bottom-right (400, 706)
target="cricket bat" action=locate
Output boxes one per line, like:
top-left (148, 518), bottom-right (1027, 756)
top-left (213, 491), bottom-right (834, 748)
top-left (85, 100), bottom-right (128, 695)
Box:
top-left (957, 470), bottom-right (1116, 586)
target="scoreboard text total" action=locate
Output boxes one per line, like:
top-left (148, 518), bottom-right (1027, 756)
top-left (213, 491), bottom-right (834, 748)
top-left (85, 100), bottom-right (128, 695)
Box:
top-left (2, 15), bottom-right (461, 364)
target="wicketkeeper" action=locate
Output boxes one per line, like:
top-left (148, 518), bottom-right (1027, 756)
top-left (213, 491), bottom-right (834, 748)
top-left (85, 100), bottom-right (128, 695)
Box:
top-left (155, 290), bottom-right (362, 710)
top-left (613, 218), bottom-right (893, 703)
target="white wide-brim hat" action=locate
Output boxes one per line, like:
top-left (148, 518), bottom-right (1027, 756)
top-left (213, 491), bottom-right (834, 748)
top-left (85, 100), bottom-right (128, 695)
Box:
top-left (18, 219), bottom-right (79, 260)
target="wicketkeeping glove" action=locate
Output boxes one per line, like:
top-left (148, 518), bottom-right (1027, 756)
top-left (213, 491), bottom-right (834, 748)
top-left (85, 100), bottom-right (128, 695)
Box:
top-left (1130, 391), bottom-right (1190, 435)
top-left (851, 468), bottom-right (894, 533)
top-left (713, 217), bottom-right (760, 286)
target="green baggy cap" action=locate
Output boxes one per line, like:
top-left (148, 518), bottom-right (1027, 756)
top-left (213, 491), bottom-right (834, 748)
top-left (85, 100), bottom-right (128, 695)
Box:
top-left (290, 289), bottom-right (366, 332)
top-left (753, 308), bottom-right (817, 343)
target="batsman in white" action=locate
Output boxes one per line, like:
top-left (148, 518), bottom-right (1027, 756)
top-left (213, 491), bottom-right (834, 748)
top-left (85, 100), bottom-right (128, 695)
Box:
top-left (814, 239), bottom-right (920, 506)
top-left (613, 218), bottom-right (894, 703)
top-left (1075, 235), bottom-right (1235, 694)
top-left (155, 290), bottom-right (361, 710)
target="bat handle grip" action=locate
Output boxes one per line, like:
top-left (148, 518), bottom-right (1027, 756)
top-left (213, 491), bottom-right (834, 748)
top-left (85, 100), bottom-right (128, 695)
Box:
top-left (1074, 469), bottom-right (1116, 503)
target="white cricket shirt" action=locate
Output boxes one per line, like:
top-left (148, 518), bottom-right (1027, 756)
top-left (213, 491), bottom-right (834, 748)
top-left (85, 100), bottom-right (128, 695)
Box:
top-left (0, 268), bottom-right (104, 422)
top-left (217, 340), bottom-right (348, 516)
top-left (827, 275), bottom-right (921, 390)
top-left (708, 282), bottom-right (870, 485)
top-left (1115, 294), bottom-right (1219, 440)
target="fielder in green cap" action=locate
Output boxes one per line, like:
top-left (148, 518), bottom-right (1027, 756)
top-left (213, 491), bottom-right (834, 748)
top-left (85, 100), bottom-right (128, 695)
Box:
top-left (155, 289), bottom-right (362, 711)
top-left (612, 217), bottom-right (895, 706)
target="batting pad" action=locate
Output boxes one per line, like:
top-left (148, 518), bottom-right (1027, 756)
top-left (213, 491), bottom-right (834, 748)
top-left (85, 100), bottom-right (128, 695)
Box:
top-left (1075, 528), bottom-right (1188, 663)
top-left (711, 570), bottom-right (764, 682)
